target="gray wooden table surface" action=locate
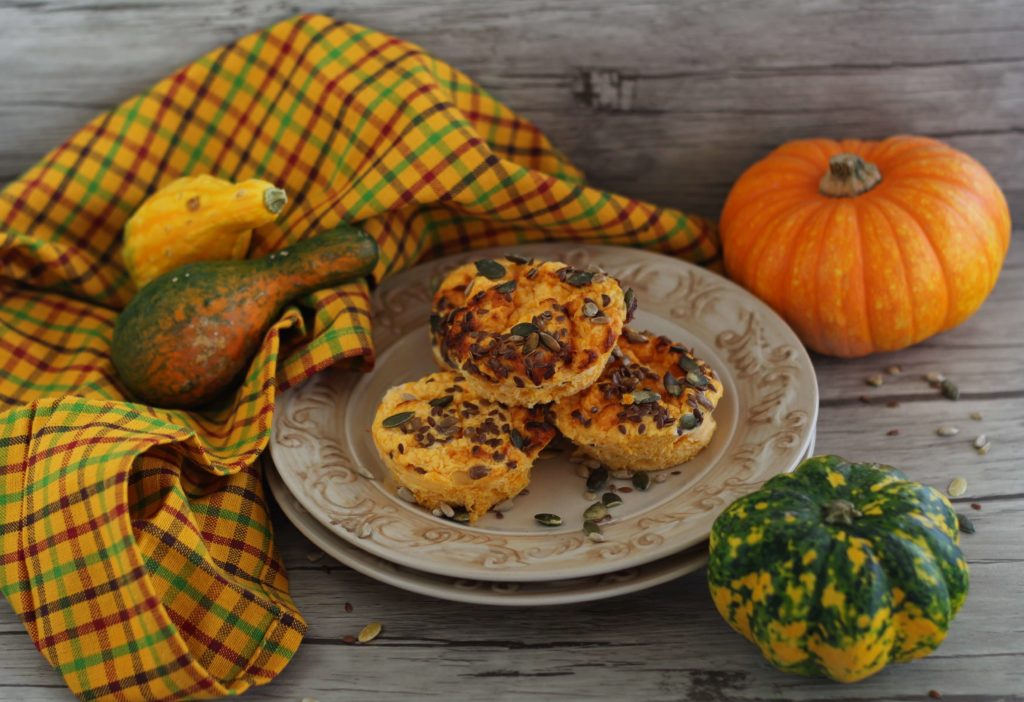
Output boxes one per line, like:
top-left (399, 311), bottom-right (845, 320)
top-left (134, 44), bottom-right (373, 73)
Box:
top-left (1, 2), bottom-right (1021, 700)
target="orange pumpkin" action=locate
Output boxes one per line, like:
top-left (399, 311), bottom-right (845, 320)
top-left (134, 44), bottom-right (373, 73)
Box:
top-left (720, 136), bottom-right (1011, 357)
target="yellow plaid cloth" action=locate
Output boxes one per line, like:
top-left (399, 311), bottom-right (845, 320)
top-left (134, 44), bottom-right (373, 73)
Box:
top-left (0, 14), bottom-right (717, 701)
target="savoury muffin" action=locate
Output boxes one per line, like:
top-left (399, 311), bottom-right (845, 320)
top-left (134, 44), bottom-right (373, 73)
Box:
top-left (431, 256), bottom-right (634, 406)
top-left (551, 329), bottom-right (724, 471)
top-left (372, 370), bottom-right (557, 522)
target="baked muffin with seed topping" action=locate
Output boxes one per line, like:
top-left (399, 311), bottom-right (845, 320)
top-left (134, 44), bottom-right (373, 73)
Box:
top-left (551, 329), bottom-right (723, 471)
top-left (372, 370), bottom-right (556, 522)
top-left (431, 256), bottom-right (633, 406)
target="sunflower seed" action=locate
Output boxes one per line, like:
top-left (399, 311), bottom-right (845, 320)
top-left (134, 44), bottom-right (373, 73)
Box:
top-left (539, 332), bottom-right (561, 351)
top-left (452, 509), bottom-right (471, 523)
top-left (586, 467), bottom-right (609, 491)
top-left (977, 441), bottom-right (992, 456)
top-left (401, 392), bottom-right (418, 402)
top-left (583, 520), bottom-right (605, 541)
top-left (582, 301), bottom-right (599, 317)
top-left (475, 259), bottom-right (506, 279)
top-left (495, 279), bottom-right (517, 294)
top-left (439, 502), bottom-right (455, 518)
top-left (492, 499), bottom-right (515, 513)
top-left (357, 622), bottom-right (382, 643)
top-left (510, 428), bottom-right (526, 450)
top-left (583, 502), bottom-right (609, 521)
top-left (936, 426), bottom-right (959, 437)
top-left (865, 373), bottom-right (884, 387)
top-left (947, 477), bottom-right (968, 497)
top-left (924, 371), bottom-right (945, 385)
top-left (940, 379), bottom-right (960, 400)
top-left (624, 328), bottom-right (648, 344)
top-left (523, 332), bottom-right (540, 354)
top-left (886, 365), bottom-right (902, 375)
top-left (396, 487), bottom-right (417, 503)
top-left (429, 395), bottom-right (453, 408)
top-left (382, 411), bottom-right (415, 428)
top-left (611, 470), bottom-right (634, 480)
top-left (510, 322), bottom-right (538, 338)
top-left (956, 512), bottom-right (975, 534)
top-left (463, 278), bottom-right (476, 297)
top-left (535, 513), bottom-right (562, 527)
top-left (589, 315), bottom-right (611, 325)
top-left (601, 492), bottom-right (623, 508)
top-left (469, 465), bottom-right (491, 480)
top-left (970, 411), bottom-right (984, 421)
top-left (632, 472), bottom-right (652, 491)
top-left (431, 508), bottom-right (444, 517)
top-left (624, 287), bottom-right (636, 312)
top-left (973, 434), bottom-right (988, 449)
top-left (663, 372), bottom-right (682, 397)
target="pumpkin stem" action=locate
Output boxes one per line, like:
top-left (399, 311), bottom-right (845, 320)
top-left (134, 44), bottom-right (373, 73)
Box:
top-left (263, 187), bottom-right (288, 215)
top-left (822, 499), bottom-right (863, 526)
top-left (819, 153), bottom-right (882, 197)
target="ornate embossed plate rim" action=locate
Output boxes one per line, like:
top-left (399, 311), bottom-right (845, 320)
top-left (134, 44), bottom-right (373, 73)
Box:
top-left (271, 243), bottom-right (818, 582)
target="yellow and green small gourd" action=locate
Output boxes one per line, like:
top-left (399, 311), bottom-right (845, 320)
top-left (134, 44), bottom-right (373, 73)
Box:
top-left (708, 455), bottom-right (969, 683)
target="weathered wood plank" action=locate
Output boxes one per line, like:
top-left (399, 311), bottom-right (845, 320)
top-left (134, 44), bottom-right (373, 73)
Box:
top-left (1, 0), bottom-right (1022, 220)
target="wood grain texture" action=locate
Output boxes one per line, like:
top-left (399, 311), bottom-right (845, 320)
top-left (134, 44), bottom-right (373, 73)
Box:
top-left (0, 2), bottom-right (1022, 700)
top-left (0, 0), bottom-right (1022, 221)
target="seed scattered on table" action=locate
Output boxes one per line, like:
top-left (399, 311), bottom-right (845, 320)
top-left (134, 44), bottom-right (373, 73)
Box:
top-left (924, 372), bottom-right (945, 385)
top-left (886, 429), bottom-right (900, 436)
top-left (865, 373), bottom-right (884, 387)
top-left (976, 440), bottom-right (992, 455)
top-left (969, 411), bottom-right (984, 421)
top-left (358, 622), bottom-right (383, 643)
top-left (940, 379), bottom-right (960, 401)
top-left (654, 473), bottom-right (668, 483)
top-left (947, 477), bottom-right (967, 497)
top-left (973, 434), bottom-right (988, 449)
top-left (583, 491), bottom-right (597, 501)
top-left (970, 502), bottom-right (982, 510)
top-left (936, 426), bottom-right (959, 437)
top-left (586, 467), bottom-right (609, 491)
top-left (886, 365), bottom-right (902, 375)
top-left (344, 602), bottom-right (353, 613)
top-left (341, 635), bottom-right (356, 645)
top-left (859, 395), bottom-right (872, 404)
top-left (886, 400), bottom-right (901, 408)
top-left (928, 691), bottom-right (942, 700)
top-left (956, 513), bottom-right (975, 534)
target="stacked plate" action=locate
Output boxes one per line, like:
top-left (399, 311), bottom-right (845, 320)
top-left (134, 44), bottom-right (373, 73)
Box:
top-left (268, 243), bottom-right (818, 606)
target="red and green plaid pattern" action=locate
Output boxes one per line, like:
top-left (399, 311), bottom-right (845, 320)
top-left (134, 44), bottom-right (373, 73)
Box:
top-left (0, 13), bottom-right (717, 701)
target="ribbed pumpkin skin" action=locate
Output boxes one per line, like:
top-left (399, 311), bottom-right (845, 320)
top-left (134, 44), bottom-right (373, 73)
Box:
top-left (708, 455), bottom-right (968, 683)
top-left (720, 137), bottom-right (1011, 357)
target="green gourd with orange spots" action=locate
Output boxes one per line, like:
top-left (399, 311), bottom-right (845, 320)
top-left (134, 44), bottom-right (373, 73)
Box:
top-left (708, 455), bottom-right (969, 683)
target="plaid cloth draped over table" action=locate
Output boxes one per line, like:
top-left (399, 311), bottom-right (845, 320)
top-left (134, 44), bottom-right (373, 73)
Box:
top-left (0, 13), bottom-right (717, 701)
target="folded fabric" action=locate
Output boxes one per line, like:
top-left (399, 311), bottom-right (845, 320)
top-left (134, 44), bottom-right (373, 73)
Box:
top-left (0, 13), bottom-right (717, 701)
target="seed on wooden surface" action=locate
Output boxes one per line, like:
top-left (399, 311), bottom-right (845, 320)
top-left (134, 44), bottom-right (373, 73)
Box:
top-left (534, 513), bottom-right (562, 527)
top-left (583, 502), bottom-right (609, 521)
top-left (601, 492), bottom-right (623, 508)
top-left (440, 502), bottom-right (455, 518)
top-left (587, 467), bottom-right (609, 491)
top-left (396, 487), bottom-right (417, 503)
top-left (382, 411), bottom-right (415, 428)
top-left (924, 372), bottom-right (945, 385)
top-left (969, 411), bottom-right (984, 421)
top-left (973, 434), bottom-right (988, 449)
top-left (344, 602), bottom-right (353, 613)
top-left (976, 441), bottom-right (992, 456)
top-left (341, 635), bottom-right (356, 645)
top-left (865, 373), bottom-right (884, 387)
top-left (886, 400), bottom-right (901, 408)
top-left (886, 365), bottom-right (902, 375)
top-left (858, 395), bottom-right (872, 404)
top-left (493, 499), bottom-right (515, 513)
top-left (928, 691), bottom-right (942, 700)
top-left (947, 477), bottom-right (967, 497)
top-left (956, 513), bottom-right (975, 534)
top-left (475, 259), bottom-right (506, 279)
top-left (611, 469), bottom-right (634, 480)
top-left (936, 426), bottom-right (959, 437)
top-left (886, 429), bottom-right (899, 436)
top-left (970, 502), bottom-right (982, 511)
top-left (940, 379), bottom-right (960, 400)
top-left (632, 472), bottom-right (652, 491)
top-left (582, 301), bottom-right (599, 317)
top-left (583, 520), bottom-right (605, 542)
top-left (357, 622), bottom-right (383, 644)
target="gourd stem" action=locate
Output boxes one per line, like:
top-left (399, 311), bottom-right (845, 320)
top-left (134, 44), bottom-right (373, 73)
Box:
top-left (263, 187), bottom-right (288, 214)
top-left (819, 153), bottom-right (882, 197)
top-left (822, 499), bottom-right (863, 526)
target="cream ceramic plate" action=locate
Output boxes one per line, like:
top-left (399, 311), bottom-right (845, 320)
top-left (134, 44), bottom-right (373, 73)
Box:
top-left (271, 244), bottom-right (818, 583)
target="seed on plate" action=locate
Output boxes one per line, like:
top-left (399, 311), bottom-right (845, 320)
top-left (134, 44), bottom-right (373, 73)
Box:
top-left (936, 426), bottom-right (959, 437)
top-left (534, 513), bottom-right (563, 527)
top-left (632, 472), bottom-right (652, 491)
top-left (654, 473), bottom-right (668, 483)
top-left (583, 502), bottom-right (609, 521)
top-left (539, 332), bottom-right (561, 351)
top-left (924, 371), bottom-right (945, 385)
top-left (947, 477), bottom-right (967, 497)
top-left (611, 469), bottom-right (634, 480)
top-left (475, 259), bottom-right (506, 279)
top-left (452, 509), bottom-right (471, 523)
top-left (584, 491), bottom-right (597, 501)
top-left (492, 499), bottom-right (515, 513)
top-left (357, 622), bottom-right (383, 644)
top-left (582, 301), bottom-right (599, 318)
top-left (396, 486), bottom-right (417, 503)
top-left (976, 441), bottom-right (992, 456)
top-left (940, 379), bottom-right (960, 401)
top-left (886, 365), bottom-right (902, 375)
top-left (440, 502), bottom-right (455, 518)
top-left (431, 508), bottom-right (443, 517)
top-left (586, 467), bottom-right (609, 491)
top-left (382, 411), bottom-right (415, 428)
top-left (969, 411), bottom-right (984, 421)
top-left (973, 434), bottom-right (988, 449)
top-left (583, 520), bottom-right (605, 542)
top-left (574, 464), bottom-right (591, 479)
top-left (582, 458), bottom-right (603, 470)
top-left (601, 492), bottom-right (623, 508)
top-left (956, 512), bottom-right (975, 534)
top-left (865, 373), bottom-right (884, 387)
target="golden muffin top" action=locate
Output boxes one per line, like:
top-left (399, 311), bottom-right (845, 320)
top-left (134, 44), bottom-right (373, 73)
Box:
top-left (554, 329), bottom-right (723, 439)
top-left (431, 256), bottom-right (632, 389)
top-left (373, 371), bottom-right (556, 482)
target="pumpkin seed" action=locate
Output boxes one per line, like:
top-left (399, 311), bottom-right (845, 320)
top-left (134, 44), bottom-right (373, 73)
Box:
top-left (624, 328), bottom-right (648, 344)
top-left (663, 372), bottom-right (683, 397)
top-left (357, 622), bottom-right (382, 643)
top-left (686, 370), bottom-right (709, 388)
top-left (947, 477), bottom-right (967, 497)
top-left (678, 412), bottom-right (699, 432)
top-left (582, 301), bottom-right (599, 317)
top-left (624, 287), bottom-right (636, 310)
top-left (677, 356), bottom-right (700, 374)
top-left (492, 499), bottom-right (515, 512)
top-left (924, 371), bottom-right (945, 385)
top-left (523, 332), bottom-right (540, 354)
top-left (567, 270), bottom-right (595, 286)
top-left (382, 411), bottom-right (415, 428)
top-left (510, 322), bottom-right (538, 338)
top-left (534, 513), bottom-right (562, 527)
top-left (475, 259), bottom-right (506, 279)
top-left (865, 373), bottom-right (884, 387)
top-left (886, 365), bottom-right (902, 375)
top-left (956, 512), bottom-right (975, 534)
top-left (429, 313), bottom-right (443, 333)
top-left (583, 520), bottom-right (605, 541)
top-left (539, 332), bottom-right (561, 351)
top-left (940, 379), bottom-right (960, 400)
top-left (583, 502), bottom-right (608, 521)
top-left (976, 441), bottom-right (992, 456)
top-left (429, 394), bottom-right (453, 408)
top-left (586, 467), bottom-right (609, 491)
top-left (504, 253), bottom-right (530, 264)
top-left (468, 465), bottom-right (491, 480)
top-left (495, 279), bottom-right (517, 294)
top-left (973, 434), bottom-right (988, 449)
top-left (510, 428), bottom-right (526, 450)
top-left (936, 426), bottom-right (959, 437)
top-left (611, 469), bottom-right (634, 480)
top-left (452, 509), bottom-right (471, 523)
top-left (601, 492), bottom-right (623, 508)
top-left (632, 472), bottom-right (652, 491)
top-left (970, 411), bottom-right (984, 421)
top-left (631, 390), bottom-right (660, 404)
top-left (396, 486), bottom-right (417, 503)
top-left (439, 502), bottom-right (455, 518)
